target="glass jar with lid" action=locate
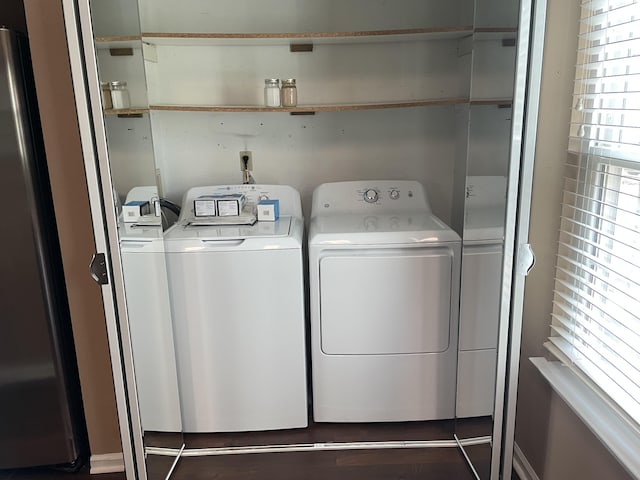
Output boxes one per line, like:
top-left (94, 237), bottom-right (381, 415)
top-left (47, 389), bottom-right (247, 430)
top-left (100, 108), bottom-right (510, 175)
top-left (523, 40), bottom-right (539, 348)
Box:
top-left (100, 82), bottom-right (112, 110)
top-left (281, 79), bottom-right (297, 107)
top-left (109, 81), bottom-right (130, 109)
top-left (264, 79), bottom-right (280, 107)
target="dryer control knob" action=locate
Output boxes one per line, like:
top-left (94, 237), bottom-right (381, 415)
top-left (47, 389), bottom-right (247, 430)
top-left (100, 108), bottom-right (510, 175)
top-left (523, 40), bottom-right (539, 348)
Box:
top-left (389, 189), bottom-right (400, 200)
top-left (364, 189), bottom-right (378, 203)
top-left (259, 194), bottom-right (269, 201)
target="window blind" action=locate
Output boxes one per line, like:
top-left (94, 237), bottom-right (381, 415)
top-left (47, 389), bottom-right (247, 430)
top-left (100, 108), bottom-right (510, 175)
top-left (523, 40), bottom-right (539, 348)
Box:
top-left (551, 0), bottom-right (640, 427)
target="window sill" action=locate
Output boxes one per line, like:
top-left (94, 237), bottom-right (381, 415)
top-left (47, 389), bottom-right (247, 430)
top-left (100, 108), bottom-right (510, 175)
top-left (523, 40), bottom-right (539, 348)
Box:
top-left (530, 356), bottom-right (640, 479)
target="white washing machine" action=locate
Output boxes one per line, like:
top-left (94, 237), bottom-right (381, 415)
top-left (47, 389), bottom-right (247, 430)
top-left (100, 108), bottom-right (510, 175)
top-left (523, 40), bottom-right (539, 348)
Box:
top-left (119, 186), bottom-right (182, 432)
top-left (309, 180), bottom-right (461, 422)
top-left (163, 184), bottom-right (307, 433)
top-left (456, 176), bottom-right (507, 418)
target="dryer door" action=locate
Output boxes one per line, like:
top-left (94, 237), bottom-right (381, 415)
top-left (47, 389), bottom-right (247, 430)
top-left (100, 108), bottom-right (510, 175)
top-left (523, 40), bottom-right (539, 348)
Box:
top-left (319, 246), bottom-right (457, 355)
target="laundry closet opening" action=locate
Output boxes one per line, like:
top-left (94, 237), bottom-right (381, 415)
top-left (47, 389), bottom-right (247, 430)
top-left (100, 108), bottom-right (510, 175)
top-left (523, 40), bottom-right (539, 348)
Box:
top-left (71, 0), bottom-right (532, 478)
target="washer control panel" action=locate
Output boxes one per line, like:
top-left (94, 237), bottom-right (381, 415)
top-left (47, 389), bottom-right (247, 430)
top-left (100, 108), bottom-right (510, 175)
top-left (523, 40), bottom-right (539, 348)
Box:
top-left (313, 181), bottom-right (431, 214)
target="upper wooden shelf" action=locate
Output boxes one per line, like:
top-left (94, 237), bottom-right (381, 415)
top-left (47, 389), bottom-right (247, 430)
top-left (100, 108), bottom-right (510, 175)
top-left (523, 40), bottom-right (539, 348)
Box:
top-left (140, 27), bottom-right (474, 46)
top-left (94, 27), bottom-right (517, 48)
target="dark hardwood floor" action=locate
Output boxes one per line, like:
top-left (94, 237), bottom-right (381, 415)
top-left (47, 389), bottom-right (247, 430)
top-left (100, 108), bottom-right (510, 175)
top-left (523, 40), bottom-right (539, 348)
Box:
top-left (145, 417), bottom-right (493, 450)
top-left (156, 447), bottom-right (479, 480)
top-left (0, 466), bottom-right (124, 480)
top-left (0, 419), bottom-right (494, 480)
top-left (144, 419), bottom-right (492, 480)
top-left (0, 448), bottom-right (490, 480)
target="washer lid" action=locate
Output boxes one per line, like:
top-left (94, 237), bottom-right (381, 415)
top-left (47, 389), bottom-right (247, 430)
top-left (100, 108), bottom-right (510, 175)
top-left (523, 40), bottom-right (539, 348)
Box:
top-left (166, 216), bottom-right (291, 241)
top-left (309, 213), bottom-right (460, 245)
top-left (119, 220), bottom-right (165, 252)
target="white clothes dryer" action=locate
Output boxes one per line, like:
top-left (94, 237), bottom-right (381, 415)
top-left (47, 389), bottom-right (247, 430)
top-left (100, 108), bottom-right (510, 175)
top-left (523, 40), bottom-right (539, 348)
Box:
top-left (308, 180), bottom-right (461, 422)
top-left (456, 176), bottom-right (507, 418)
top-left (119, 186), bottom-right (182, 432)
top-left (163, 185), bottom-right (307, 433)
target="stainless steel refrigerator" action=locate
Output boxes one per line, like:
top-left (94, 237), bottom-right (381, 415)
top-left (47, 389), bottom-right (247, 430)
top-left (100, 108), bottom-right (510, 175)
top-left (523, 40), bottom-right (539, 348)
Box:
top-left (0, 26), bottom-right (86, 470)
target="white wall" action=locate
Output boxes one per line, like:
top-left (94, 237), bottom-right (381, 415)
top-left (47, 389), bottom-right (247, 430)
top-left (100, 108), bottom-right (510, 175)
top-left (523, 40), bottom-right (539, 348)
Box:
top-left (150, 107), bottom-right (458, 221)
top-left (139, 0), bottom-right (473, 33)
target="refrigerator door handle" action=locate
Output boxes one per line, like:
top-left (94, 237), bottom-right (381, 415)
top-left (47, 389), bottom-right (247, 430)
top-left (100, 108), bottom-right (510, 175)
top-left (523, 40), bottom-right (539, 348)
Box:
top-left (89, 252), bottom-right (109, 285)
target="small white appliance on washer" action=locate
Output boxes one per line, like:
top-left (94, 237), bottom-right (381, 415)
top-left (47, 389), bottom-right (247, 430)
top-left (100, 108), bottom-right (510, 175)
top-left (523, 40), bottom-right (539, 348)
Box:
top-left (309, 180), bottom-right (461, 422)
top-left (456, 176), bottom-right (507, 418)
top-left (163, 184), bottom-right (307, 433)
top-left (119, 186), bottom-right (182, 432)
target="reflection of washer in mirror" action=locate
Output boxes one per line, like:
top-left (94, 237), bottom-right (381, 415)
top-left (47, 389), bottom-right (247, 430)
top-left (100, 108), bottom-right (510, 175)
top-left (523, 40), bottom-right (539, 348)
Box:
top-left (118, 186), bottom-right (182, 433)
top-left (456, 176), bottom-right (507, 418)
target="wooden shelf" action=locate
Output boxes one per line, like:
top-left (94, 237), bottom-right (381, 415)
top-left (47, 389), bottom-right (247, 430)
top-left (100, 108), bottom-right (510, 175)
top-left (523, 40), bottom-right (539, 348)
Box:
top-left (470, 99), bottom-right (513, 107)
top-left (473, 27), bottom-right (517, 41)
top-left (95, 27), bottom-right (515, 48)
top-left (474, 27), bottom-right (517, 34)
top-left (141, 27), bottom-right (474, 46)
top-left (102, 100), bottom-right (512, 117)
top-left (103, 108), bottom-right (149, 116)
top-left (149, 99), bottom-right (471, 113)
top-left (94, 36), bottom-right (142, 49)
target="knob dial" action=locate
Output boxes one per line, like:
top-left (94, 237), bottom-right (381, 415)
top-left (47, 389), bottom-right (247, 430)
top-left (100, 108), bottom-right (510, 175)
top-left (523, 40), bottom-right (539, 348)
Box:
top-left (364, 189), bottom-right (378, 203)
top-left (259, 194), bottom-right (269, 201)
top-left (389, 189), bottom-right (400, 200)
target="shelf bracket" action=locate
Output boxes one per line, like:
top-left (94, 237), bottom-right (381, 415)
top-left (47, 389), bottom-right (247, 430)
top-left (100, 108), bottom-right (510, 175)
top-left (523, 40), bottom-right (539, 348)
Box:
top-left (109, 47), bottom-right (134, 56)
top-left (290, 111), bottom-right (315, 116)
top-left (290, 43), bottom-right (313, 53)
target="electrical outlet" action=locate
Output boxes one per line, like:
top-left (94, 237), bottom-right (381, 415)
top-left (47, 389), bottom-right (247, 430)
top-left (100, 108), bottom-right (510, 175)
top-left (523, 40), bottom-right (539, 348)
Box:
top-left (239, 151), bottom-right (253, 171)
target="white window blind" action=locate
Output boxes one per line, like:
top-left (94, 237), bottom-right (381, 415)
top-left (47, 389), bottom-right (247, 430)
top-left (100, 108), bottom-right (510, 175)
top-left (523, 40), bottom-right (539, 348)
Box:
top-left (551, 0), bottom-right (640, 427)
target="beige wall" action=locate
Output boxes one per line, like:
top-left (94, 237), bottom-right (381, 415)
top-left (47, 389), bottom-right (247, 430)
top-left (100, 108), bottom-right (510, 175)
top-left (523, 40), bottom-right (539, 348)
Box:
top-left (22, 0), bottom-right (122, 456)
top-left (516, 1), bottom-right (633, 479)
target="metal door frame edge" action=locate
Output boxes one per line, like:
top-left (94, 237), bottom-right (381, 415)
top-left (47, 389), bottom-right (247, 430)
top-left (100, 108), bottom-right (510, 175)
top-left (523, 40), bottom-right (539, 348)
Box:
top-left (61, 1), bottom-right (146, 478)
top-left (491, 0), bottom-right (547, 478)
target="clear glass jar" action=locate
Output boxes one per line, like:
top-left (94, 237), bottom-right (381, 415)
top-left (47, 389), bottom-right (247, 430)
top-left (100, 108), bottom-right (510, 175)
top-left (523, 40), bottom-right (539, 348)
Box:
top-left (100, 82), bottom-right (112, 109)
top-left (110, 81), bottom-right (130, 109)
top-left (264, 78), bottom-right (280, 107)
top-left (281, 78), bottom-right (297, 107)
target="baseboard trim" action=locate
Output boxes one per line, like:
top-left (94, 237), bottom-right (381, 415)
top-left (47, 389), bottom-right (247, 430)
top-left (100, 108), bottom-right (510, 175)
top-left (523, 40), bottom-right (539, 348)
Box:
top-left (513, 443), bottom-right (540, 480)
top-left (89, 452), bottom-right (125, 474)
